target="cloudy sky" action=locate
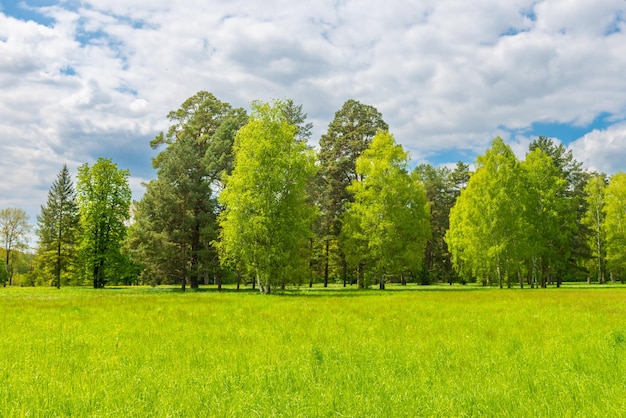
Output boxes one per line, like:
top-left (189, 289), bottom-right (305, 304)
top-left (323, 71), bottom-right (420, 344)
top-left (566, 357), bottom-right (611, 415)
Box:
top-left (2, 0), bottom-right (626, 233)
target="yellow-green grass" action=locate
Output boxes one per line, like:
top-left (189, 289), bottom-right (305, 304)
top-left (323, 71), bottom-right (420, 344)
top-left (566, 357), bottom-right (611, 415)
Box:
top-left (1, 286), bottom-right (626, 416)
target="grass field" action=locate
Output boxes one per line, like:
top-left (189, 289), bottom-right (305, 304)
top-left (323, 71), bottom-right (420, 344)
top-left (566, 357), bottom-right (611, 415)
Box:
top-left (1, 284), bottom-right (626, 416)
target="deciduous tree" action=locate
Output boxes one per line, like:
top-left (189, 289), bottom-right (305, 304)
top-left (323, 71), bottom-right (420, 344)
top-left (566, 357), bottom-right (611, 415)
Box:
top-left (520, 149), bottom-right (570, 288)
top-left (529, 136), bottom-right (590, 282)
top-left (446, 138), bottom-right (526, 288)
top-left (582, 173), bottom-right (607, 284)
top-left (603, 172), bottom-right (626, 282)
top-left (218, 100), bottom-right (317, 293)
top-left (0, 208), bottom-right (31, 286)
top-left (76, 158), bottom-right (131, 288)
top-left (342, 132), bottom-right (430, 289)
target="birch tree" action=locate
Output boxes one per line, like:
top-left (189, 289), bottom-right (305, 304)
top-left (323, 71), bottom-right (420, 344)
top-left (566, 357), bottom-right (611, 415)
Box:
top-left (603, 172), bottom-right (626, 282)
top-left (218, 100), bottom-right (316, 293)
top-left (582, 173), bottom-right (607, 284)
top-left (342, 131), bottom-right (430, 289)
top-left (446, 137), bottom-right (525, 288)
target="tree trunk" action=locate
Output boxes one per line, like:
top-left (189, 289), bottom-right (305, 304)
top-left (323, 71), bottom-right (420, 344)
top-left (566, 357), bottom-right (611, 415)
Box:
top-left (6, 249), bottom-right (11, 286)
top-left (308, 238), bottom-right (314, 288)
top-left (236, 270), bottom-right (241, 291)
top-left (189, 255), bottom-right (198, 289)
top-left (323, 239), bottom-right (329, 288)
top-left (56, 218), bottom-right (62, 289)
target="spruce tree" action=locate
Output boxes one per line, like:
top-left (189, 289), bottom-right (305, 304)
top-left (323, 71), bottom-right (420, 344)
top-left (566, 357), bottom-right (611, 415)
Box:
top-left (37, 164), bottom-right (80, 288)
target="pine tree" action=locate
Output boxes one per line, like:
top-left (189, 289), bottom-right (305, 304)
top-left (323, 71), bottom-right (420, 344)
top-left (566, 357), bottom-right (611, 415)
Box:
top-left (317, 99), bottom-right (388, 287)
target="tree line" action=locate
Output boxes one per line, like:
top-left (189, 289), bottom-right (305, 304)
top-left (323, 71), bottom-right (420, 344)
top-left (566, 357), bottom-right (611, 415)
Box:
top-left (2, 91), bottom-right (624, 291)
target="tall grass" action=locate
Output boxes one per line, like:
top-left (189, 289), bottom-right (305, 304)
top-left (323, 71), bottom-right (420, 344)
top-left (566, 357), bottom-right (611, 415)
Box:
top-left (1, 286), bottom-right (625, 416)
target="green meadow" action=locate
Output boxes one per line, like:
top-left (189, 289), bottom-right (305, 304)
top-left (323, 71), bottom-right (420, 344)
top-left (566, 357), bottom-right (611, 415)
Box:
top-left (1, 285), bottom-right (626, 416)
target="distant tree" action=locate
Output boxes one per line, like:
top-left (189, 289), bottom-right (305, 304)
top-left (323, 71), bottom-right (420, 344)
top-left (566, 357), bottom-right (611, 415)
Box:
top-left (36, 164), bottom-right (80, 288)
top-left (604, 172), bottom-right (626, 282)
top-left (317, 99), bottom-right (388, 287)
top-left (342, 132), bottom-right (430, 289)
top-left (76, 158), bottom-right (131, 288)
top-left (582, 173), bottom-right (607, 284)
top-left (0, 208), bottom-right (31, 286)
top-left (218, 100), bottom-right (317, 293)
top-left (127, 91), bottom-right (247, 291)
top-left (414, 162), bottom-right (468, 284)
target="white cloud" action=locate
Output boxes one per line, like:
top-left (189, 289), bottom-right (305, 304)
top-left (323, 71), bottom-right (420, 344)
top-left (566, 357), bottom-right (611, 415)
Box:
top-left (569, 122), bottom-right (626, 174)
top-left (1, 0), bottom-right (626, 225)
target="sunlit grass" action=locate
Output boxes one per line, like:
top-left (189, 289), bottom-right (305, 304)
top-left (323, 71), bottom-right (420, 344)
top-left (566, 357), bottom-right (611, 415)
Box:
top-left (1, 285), bottom-right (625, 416)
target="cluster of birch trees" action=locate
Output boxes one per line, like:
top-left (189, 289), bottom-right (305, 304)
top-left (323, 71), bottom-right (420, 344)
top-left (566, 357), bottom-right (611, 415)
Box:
top-left (7, 90), bottom-right (625, 291)
top-left (447, 136), bottom-right (626, 288)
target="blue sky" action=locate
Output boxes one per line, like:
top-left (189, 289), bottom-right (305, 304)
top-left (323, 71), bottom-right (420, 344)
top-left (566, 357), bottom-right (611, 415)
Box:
top-left (1, 0), bottom-right (626, 238)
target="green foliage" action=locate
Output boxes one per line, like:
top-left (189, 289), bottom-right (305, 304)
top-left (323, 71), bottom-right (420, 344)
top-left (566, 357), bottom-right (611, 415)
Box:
top-left (317, 99), bottom-right (388, 286)
top-left (76, 158), bottom-right (132, 288)
top-left (342, 131), bottom-right (431, 288)
top-left (520, 148), bottom-right (572, 287)
top-left (279, 98), bottom-right (313, 143)
top-left (414, 162), bottom-right (469, 283)
top-left (582, 173), bottom-right (607, 283)
top-left (0, 207), bottom-right (31, 286)
top-left (128, 91), bottom-right (247, 290)
top-left (604, 172), bottom-right (626, 281)
top-left (218, 100), bottom-right (317, 293)
top-left (36, 164), bottom-right (80, 288)
top-left (0, 259), bottom-right (8, 286)
top-left (529, 136), bottom-right (590, 281)
top-left (2, 287), bottom-right (626, 416)
top-left (447, 137), bottom-right (527, 287)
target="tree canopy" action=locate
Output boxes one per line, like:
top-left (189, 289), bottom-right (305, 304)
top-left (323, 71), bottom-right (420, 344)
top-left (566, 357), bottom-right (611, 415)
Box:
top-left (342, 131), bottom-right (430, 288)
top-left (217, 100), bottom-right (317, 293)
top-left (76, 158), bottom-right (131, 288)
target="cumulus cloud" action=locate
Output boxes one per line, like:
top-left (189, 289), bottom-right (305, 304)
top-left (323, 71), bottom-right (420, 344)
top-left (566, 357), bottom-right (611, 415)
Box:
top-left (570, 123), bottom-right (626, 174)
top-left (1, 0), bottom-right (626, 224)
